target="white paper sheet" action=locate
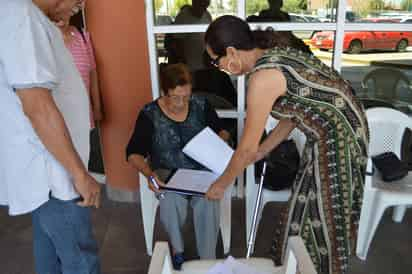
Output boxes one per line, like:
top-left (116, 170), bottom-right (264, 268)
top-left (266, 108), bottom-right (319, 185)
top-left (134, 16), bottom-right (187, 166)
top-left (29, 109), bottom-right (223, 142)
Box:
top-left (166, 169), bottom-right (219, 194)
top-left (183, 127), bottom-right (233, 175)
top-left (206, 256), bottom-right (269, 274)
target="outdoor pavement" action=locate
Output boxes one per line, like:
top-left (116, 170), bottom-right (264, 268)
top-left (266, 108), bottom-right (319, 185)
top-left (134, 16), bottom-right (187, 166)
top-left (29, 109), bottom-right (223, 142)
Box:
top-left (1, 189), bottom-right (412, 274)
top-left (312, 48), bottom-right (412, 67)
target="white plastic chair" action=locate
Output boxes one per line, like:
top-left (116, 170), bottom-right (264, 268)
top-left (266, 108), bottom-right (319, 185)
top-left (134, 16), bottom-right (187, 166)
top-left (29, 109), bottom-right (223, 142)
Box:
top-left (139, 172), bottom-right (233, 256)
top-left (147, 236), bottom-right (317, 274)
top-left (356, 107), bottom-right (412, 260)
top-left (245, 117), bottom-right (306, 242)
top-left (361, 68), bottom-right (411, 101)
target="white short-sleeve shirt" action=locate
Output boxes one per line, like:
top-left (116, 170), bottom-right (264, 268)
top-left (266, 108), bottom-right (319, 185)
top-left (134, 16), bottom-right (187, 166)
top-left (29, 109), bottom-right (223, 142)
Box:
top-left (0, 0), bottom-right (91, 215)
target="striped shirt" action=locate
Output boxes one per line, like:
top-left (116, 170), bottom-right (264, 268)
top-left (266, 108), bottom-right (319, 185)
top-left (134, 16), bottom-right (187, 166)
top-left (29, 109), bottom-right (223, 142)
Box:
top-left (66, 27), bottom-right (97, 127)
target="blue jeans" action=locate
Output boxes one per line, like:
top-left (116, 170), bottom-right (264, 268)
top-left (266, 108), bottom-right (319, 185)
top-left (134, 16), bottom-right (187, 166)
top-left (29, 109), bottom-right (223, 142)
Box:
top-left (32, 197), bottom-right (101, 274)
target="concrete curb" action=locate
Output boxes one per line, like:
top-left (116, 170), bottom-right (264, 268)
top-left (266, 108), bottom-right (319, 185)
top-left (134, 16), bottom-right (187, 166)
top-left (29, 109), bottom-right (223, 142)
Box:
top-left (315, 52), bottom-right (372, 65)
top-left (303, 39), bottom-right (371, 65)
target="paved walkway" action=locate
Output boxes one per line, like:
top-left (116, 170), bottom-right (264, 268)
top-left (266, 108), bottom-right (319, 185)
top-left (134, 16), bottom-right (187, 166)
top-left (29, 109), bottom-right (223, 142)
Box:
top-left (1, 191), bottom-right (412, 274)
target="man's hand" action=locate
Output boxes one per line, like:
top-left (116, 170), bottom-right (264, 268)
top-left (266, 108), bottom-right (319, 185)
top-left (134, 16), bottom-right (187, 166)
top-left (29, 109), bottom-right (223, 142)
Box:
top-left (74, 173), bottom-right (101, 208)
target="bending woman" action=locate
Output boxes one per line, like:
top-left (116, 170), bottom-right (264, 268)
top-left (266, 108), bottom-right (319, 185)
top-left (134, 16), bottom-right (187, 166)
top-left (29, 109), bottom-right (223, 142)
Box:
top-left (204, 15), bottom-right (368, 274)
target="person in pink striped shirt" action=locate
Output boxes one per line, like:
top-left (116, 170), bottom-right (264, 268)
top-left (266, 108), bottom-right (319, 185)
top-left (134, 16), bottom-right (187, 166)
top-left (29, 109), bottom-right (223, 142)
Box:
top-left (58, 12), bottom-right (103, 129)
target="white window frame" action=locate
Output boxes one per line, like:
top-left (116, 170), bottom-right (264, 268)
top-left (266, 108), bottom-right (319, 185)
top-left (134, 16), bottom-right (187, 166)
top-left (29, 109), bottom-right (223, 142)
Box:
top-left (144, 0), bottom-right (410, 197)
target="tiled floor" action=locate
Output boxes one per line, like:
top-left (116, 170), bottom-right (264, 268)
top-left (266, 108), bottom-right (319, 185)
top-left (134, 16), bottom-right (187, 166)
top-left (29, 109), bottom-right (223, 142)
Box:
top-left (1, 191), bottom-right (411, 274)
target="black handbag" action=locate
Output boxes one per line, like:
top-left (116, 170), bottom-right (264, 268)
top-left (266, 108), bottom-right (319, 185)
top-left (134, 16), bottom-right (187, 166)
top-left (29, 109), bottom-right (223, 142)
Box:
top-left (372, 152), bottom-right (408, 182)
top-left (255, 139), bottom-right (300, 191)
top-left (88, 128), bottom-right (105, 174)
top-left (401, 127), bottom-right (412, 170)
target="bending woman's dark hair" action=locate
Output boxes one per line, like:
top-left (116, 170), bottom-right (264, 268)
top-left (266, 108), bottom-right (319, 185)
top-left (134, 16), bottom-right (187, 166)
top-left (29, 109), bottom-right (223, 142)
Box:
top-left (205, 15), bottom-right (312, 56)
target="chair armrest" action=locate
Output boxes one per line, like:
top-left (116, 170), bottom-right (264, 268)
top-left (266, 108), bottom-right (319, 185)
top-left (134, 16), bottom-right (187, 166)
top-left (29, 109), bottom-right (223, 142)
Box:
top-left (148, 242), bottom-right (173, 274)
top-left (285, 236), bottom-right (317, 274)
top-left (139, 172), bottom-right (153, 199)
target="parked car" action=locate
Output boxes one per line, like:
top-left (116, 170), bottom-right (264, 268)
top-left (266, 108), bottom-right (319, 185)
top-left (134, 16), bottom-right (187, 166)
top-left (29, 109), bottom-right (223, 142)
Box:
top-left (318, 11), bottom-right (360, 22)
top-left (400, 17), bottom-right (412, 23)
top-left (357, 18), bottom-right (400, 23)
top-left (289, 13), bottom-right (321, 23)
top-left (345, 11), bottom-right (359, 22)
top-left (304, 15), bottom-right (322, 23)
top-left (311, 18), bottom-right (412, 53)
top-left (288, 14), bottom-right (321, 39)
top-left (156, 15), bottom-right (173, 25)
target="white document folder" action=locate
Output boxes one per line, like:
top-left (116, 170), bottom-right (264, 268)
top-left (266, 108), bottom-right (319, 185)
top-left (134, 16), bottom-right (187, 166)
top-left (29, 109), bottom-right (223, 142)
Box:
top-left (162, 169), bottom-right (219, 196)
top-left (160, 127), bottom-right (234, 196)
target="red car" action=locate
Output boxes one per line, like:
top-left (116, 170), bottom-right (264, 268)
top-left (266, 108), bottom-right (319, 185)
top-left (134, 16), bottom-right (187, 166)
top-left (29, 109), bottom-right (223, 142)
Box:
top-left (311, 18), bottom-right (412, 54)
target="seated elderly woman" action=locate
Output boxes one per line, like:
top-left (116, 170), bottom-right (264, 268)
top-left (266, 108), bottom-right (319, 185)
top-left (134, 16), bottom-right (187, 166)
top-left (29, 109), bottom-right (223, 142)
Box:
top-left (126, 63), bottom-right (230, 270)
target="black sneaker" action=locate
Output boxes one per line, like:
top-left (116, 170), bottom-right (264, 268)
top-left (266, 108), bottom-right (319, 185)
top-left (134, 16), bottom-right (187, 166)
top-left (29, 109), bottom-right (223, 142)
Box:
top-left (171, 252), bottom-right (185, 270)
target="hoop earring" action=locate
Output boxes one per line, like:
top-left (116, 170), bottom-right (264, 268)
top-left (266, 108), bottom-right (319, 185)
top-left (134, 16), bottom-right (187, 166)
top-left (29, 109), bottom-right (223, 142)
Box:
top-left (227, 59), bottom-right (242, 75)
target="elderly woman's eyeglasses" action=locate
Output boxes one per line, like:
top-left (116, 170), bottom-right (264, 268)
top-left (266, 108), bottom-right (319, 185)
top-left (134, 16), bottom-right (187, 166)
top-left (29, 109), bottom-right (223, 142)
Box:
top-left (210, 55), bottom-right (223, 67)
top-left (167, 94), bottom-right (192, 102)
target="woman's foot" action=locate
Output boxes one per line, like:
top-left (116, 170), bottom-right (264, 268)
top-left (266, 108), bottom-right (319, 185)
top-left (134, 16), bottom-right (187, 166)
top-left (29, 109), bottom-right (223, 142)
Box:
top-left (171, 252), bottom-right (185, 270)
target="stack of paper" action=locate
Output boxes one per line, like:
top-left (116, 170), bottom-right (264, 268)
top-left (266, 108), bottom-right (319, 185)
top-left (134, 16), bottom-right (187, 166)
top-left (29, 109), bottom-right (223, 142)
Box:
top-left (206, 256), bottom-right (270, 274)
top-left (161, 127), bottom-right (234, 196)
top-left (183, 127), bottom-right (234, 175)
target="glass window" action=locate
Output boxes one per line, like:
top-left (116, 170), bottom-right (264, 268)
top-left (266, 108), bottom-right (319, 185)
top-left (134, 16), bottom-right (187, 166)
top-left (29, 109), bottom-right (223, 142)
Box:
top-left (154, 0), bottom-right (237, 26)
top-left (350, 0), bottom-right (412, 23)
top-left (311, 30), bottom-right (412, 55)
top-left (155, 32), bottom-right (238, 108)
top-left (338, 31), bottom-right (412, 114)
top-left (246, 0), bottom-right (337, 22)
top-left (310, 30), bottom-right (336, 67)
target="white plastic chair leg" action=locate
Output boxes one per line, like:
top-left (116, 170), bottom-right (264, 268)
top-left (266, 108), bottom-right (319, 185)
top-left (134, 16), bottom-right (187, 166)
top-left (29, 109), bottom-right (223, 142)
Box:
top-left (140, 174), bottom-right (159, 256)
top-left (356, 197), bottom-right (386, 260)
top-left (392, 205), bottom-right (407, 223)
top-left (142, 202), bottom-right (158, 256)
top-left (220, 185), bottom-right (232, 254)
top-left (246, 165), bottom-right (259, 243)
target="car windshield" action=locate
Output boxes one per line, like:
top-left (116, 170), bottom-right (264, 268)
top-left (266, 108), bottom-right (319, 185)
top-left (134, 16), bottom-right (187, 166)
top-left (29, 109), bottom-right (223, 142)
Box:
top-left (306, 16), bottom-right (321, 22)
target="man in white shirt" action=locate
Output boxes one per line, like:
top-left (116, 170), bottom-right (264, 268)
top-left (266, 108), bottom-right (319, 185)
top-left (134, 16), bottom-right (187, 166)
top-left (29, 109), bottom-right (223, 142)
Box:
top-left (0, 0), bottom-right (101, 273)
top-left (168, 0), bottom-right (211, 71)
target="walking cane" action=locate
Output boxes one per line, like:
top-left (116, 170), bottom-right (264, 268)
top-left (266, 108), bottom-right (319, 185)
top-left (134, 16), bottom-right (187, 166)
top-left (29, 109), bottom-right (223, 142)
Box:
top-left (246, 161), bottom-right (267, 259)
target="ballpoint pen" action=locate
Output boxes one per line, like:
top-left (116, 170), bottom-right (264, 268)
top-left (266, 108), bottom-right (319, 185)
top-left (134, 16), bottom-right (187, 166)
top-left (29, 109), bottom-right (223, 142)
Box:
top-left (148, 175), bottom-right (165, 200)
